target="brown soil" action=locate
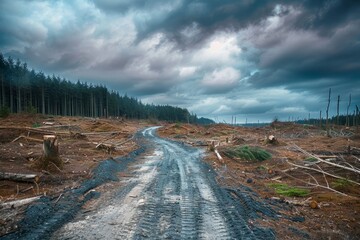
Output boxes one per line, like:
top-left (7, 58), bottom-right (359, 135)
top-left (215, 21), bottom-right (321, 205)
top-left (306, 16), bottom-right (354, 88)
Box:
top-left (158, 122), bottom-right (360, 239)
top-left (0, 114), bottom-right (150, 236)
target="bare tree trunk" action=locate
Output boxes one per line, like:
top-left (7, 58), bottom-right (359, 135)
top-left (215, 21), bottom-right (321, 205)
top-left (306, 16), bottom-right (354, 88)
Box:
top-left (1, 75), bottom-right (4, 107)
top-left (10, 80), bottom-right (13, 113)
top-left (41, 86), bottom-right (45, 114)
top-left (356, 105), bottom-right (359, 129)
top-left (336, 95), bottom-right (340, 125)
top-left (346, 94), bottom-right (351, 127)
top-left (17, 86), bottom-right (21, 113)
top-left (326, 88), bottom-right (331, 136)
top-left (319, 110), bottom-right (322, 128)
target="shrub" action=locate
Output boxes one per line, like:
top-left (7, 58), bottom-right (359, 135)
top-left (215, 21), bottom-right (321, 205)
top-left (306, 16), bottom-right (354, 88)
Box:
top-left (222, 145), bottom-right (272, 162)
top-left (26, 105), bottom-right (37, 114)
top-left (268, 183), bottom-right (310, 197)
top-left (0, 106), bottom-right (10, 118)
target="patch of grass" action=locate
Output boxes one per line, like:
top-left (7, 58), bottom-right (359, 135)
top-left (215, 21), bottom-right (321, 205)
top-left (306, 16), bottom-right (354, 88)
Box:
top-left (331, 179), bottom-right (353, 191)
top-left (222, 145), bottom-right (272, 162)
top-left (268, 183), bottom-right (310, 197)
top-left (257, 165), bottom-right (267, 171)
top-left (304, 157), bottom-right (318, 162)
top-left (32, 122), bottom-right (41, 128)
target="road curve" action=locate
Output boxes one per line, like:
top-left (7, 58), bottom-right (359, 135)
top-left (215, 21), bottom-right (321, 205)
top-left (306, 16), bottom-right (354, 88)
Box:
top-left (52, 126), bottom-right (275, 239)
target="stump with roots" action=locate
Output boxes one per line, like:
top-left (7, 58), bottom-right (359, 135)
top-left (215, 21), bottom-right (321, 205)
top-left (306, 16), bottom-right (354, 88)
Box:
top-left (36, 135), bottom-right (63, 171)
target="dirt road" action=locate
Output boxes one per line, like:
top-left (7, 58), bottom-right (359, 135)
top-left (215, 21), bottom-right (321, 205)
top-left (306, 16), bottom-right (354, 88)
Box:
top-left (4, 126), bottom-right (276, 239)
top-left (50, 127), bottom-right (275, 239)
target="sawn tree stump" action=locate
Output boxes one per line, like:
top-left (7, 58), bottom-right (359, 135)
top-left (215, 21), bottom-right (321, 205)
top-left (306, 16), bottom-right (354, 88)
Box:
top-left (37, 135), bottom-right (63, 171)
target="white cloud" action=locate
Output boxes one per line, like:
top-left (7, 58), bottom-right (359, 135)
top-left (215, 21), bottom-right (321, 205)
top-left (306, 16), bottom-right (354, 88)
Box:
top-left (195, 32), bottom-right (241, 65)
top-left (200, 67), bottom-right (240, 93)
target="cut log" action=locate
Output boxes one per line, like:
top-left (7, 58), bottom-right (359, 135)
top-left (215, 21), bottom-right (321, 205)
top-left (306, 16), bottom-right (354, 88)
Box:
top-left (214, 149), bottom-right (224, 164)
top-left (0, 172), bottom-right (39, 183)
top-left (1, 196), bottom-right (41, 209)
top-left (12, 135), bottom-right (43, 143)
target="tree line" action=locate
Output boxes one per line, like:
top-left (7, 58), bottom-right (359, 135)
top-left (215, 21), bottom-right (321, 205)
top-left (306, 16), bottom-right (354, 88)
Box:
top-left (0, 53), bottom-right (212, 123)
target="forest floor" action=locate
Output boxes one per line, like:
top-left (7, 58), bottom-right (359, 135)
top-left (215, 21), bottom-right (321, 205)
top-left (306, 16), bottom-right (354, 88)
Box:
top-left (0, 114), bottom-right (360, 239)
top-left (0, 114), bottom-right (150, 236)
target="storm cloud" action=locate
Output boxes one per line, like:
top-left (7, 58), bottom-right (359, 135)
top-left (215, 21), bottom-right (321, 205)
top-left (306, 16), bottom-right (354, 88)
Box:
top-left (0, 0), bottom-right (359, 122)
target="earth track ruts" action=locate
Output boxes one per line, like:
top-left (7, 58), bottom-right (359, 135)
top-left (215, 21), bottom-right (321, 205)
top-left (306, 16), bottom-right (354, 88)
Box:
top-left (2, 126), bottom-right (278, 240)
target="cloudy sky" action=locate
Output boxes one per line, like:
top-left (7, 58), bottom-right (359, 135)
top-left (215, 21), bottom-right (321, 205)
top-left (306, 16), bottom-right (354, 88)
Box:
top-left (0, 0), bottom-right (359, 123)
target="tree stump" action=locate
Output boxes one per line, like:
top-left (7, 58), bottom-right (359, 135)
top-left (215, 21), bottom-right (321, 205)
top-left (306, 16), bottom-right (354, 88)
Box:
top-left (37, 135), bottom-right (63, 171)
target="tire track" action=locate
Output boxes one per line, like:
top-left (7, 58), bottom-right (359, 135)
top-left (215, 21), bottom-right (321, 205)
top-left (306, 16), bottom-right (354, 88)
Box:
top-left (48, 127), bottom-right (276, 239)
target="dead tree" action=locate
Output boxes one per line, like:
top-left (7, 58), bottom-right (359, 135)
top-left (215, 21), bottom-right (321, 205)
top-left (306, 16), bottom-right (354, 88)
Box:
top-left (356, 105), bottom-right (359, 129)
top-left (37, 135), bottom-right (63, 170)
top-left (346, 94), bottom-right (351, 127)
top-left (326, 88), bottom-right (331, 136)
top-left (319, 110), bottom-right (322, 128)
top-left (336, 95), bottom-right (340, 125)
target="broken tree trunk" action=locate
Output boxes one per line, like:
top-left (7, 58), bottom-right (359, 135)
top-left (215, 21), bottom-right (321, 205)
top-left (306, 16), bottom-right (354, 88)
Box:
top-left (214, 149), bottom-right (224, 164)
top-left (0, 172), bottom-right (39, 183)
top-left (1, 196), bottom-right (41, 209)
top-left (37, 135), bottom-right (63, 170)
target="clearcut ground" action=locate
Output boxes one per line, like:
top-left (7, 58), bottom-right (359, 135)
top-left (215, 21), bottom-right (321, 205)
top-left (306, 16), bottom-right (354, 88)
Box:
top-left (52, 127), bottom-right (276, 239)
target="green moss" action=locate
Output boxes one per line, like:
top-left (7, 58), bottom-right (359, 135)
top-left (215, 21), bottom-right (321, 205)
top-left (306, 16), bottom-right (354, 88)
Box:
top-left (222, 145), bottom-right (272, 162)
top-left (268, 183), bottom-right (310, 197)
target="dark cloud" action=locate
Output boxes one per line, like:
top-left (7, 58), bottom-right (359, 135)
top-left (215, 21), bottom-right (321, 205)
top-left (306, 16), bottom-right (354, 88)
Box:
top-left (0, 0), bottom-right (359, 122)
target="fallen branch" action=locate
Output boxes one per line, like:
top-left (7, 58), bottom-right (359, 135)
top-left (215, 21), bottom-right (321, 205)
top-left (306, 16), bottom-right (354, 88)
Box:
top-left (214, 149), bottom-right (223, 162)
top-left (21, 186), bottom-right (34, 193)
top-left (115, 135), bottom-right (135, 147)
top-left (54, 193), bottom-right (63, 203)
top-left (292, 144), bottom-right (360, 175)
top-left (11, 135), bottom-right (43, 143)
top-left (0, 196), bottom-right (41, 209)
top-left (82, 131), bottom-right (121, 135)
top-left (285, 160), bottom-right (360, 186)
top-left (0, 172), bottom-right (39, 183)
top-left (281, 172), bottom-right (350, 197)
top-left (49, 161), bottom-right (63, 173)
top-left (96, 143), bottom-right (115, 154)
